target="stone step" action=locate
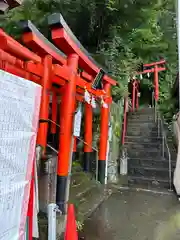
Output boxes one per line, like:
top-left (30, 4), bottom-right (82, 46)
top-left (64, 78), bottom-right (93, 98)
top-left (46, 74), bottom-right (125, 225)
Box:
top-left (77, 184), bottom-right (105, 221)
top-left (127, 148), bottom-right (162, 159)
top-left (127, 123), bottom-right (158, 130)
top-left (127, 122), bottom-right (158, 131)
top-left (127, 117), bottom-right (156, 122)
top-left (128, 166), bottom-right (173, 179)
top-left (125, 142), bottom-right (162, 151)
top-left (127, 125), bottom-right (159, 133)
top-left (127, 114), bottom-right (155, 121)
top-left (127, 121), bottom-right (157, 126)
top-left (128, 108), bottom-right (155, 114)
top-left (128, 117), bottom-right (156, 123)
top-left (70, 178), bottom-right (97, 201)
top-left (128, 175), bottom-right (171, 189)
top-left (126, 130), bottom-right (159, 137)
top-left (128, 157), bottom-right (176, 169)
top-left (125, 136), bottom-right (162, 144)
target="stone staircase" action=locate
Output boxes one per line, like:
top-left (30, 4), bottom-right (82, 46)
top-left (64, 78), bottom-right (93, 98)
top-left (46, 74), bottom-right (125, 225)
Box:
top-left (125, 107), bottom-right (176, 189)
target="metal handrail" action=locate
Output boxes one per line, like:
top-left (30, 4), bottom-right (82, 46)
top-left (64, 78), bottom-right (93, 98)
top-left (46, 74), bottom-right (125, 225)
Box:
top-left (157, 110), bottom-right (172, 191)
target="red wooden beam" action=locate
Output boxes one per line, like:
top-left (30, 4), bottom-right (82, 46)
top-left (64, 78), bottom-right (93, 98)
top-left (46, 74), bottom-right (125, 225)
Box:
top-left (53, 64), bottom-right (71, 82)
top-left (137, 67), bottom-right (166, 75)
top-left (25, 61), bottom-right (103, 95)
top-left (0, 60), bottom-right (41, 84)
top-left (26, 62), bottom-right (66, 85)
top-left (0, 49), bottom-right (23, 68)
top-left (0, 35), bottom-right (41, 63)
top-left (22, 32), bottom-right (66, 65)
top-left (0, 51), bottom-right (106, 98)
top-left (55, 86), bottom-right (84, 102)
top-left (51, 28), bottom-right (98, 75)
top-left (48, 14), bottom-right (117, 86)
top-left (76, 94), bottom-right (84, 102)
top-left (26, 61), bottom-right (43, 76)
top-left (144, 60), bottom-right (165, 67)
top-left (81, 71), bottom-right (93, 82)
top-left (54, 65), bottom-right (105, 96)
top-left (104, 75), bottom-right (117, 86)
top-left (0, 39), bottom-right (107, 99)
top-left (51, 28), bottom-right (116, 86)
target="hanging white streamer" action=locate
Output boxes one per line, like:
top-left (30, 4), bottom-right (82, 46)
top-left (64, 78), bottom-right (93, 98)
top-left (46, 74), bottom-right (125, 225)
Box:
top-left (101, 97), bottom-right (108, 108)
top-left (103, 102), bottom-right (108, 108)
top-left (91, 96), bottom-right (96, 108)
top-left (84, 89), bottom-right (91, 104)
top-left (140, 74), bottom-right (143, 80)
top-left (73, 104), bottom-right (82, 137)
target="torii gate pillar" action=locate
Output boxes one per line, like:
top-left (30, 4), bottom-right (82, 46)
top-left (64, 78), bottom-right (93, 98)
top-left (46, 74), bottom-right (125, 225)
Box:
top-left (98, 83), bottom-right (111, 184)
top-left (56, 53), bottom-right (79, 213)
top-left (37, 55), bottom-right (52, 154)
top-left (84, 102), bottom-right (93, 172)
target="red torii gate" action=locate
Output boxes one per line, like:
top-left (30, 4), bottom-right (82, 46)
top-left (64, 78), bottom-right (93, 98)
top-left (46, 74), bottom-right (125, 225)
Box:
top-left (131, 60), bottom-right (166, 111)
top-left (122, 60), bottom-right (166, 145)
top-left (0, 13), bottom-right (117, 238)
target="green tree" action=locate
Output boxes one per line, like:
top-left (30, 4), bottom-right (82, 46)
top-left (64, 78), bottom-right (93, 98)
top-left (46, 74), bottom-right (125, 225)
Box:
top-left (0, 0), bottom-right (178, 118)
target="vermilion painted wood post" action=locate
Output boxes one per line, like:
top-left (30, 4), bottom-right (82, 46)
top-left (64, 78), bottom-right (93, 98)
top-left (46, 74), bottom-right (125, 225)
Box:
top-left (154, 64), bottom-right (159, 101)
top-left (37, 55), bottom-right (52, 154)
top-left (27, 160), bottom-right (35, 240)
top-left (84, 102), bottom-right (93, 172)
top-left (98, 83), bottom-right (111, 184)
top-left (72, 102), bottom-right (77, 161)
top-left (51, 90), bottom-right (58, 135)
top-left (72, 137), bottom-right (77, 161)
top-left (56, 54), bottom-right (79, 214)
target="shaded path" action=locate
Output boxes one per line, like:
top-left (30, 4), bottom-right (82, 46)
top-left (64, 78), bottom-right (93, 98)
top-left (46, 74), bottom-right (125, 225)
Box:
top-left (81, 189), bottom-right (180, 240)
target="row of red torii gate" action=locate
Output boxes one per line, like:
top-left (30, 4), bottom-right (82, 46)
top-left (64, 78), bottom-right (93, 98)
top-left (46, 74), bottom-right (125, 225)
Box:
top-left (0, 13), bottom-right (117, 227)
top-left (0, 13), bottom-right (166, 239)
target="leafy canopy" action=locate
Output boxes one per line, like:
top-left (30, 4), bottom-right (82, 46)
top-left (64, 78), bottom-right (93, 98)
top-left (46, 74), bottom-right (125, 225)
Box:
top-left (0, 0), bottom-right (178, 119)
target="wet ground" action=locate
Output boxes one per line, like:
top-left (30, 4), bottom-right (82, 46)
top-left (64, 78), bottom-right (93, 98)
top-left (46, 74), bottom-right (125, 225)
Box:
top-left (81, 188), bottom-right (180, 240)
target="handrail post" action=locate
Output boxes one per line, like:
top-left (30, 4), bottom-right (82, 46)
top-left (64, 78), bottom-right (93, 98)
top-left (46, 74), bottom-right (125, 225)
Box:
top-left (122, 97), bottom-right (128, 145)
top-left (154, 100), bottom-right (157, 123)
top-left (159, 113), bottom-right (172, 190)
top-left (158, 109), bottom-right (160, 138)
top-left (162, 131), bottom-right (165, 158)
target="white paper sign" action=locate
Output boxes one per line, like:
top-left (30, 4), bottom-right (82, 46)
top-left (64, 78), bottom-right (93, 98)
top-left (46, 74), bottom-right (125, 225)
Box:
top-left (0, 70), bottom-right (41, 240)
top-left (73, 105), bottom-right (82, 137)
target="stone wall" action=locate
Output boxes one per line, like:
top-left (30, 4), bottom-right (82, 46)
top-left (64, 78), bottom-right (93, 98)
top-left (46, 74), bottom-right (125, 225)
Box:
top-left (107, 99), bottom-right (124, 183)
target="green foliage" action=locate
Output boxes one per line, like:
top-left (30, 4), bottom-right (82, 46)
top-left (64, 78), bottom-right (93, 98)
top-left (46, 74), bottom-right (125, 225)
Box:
top-left (0, 0), bottom-right (178, 119)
